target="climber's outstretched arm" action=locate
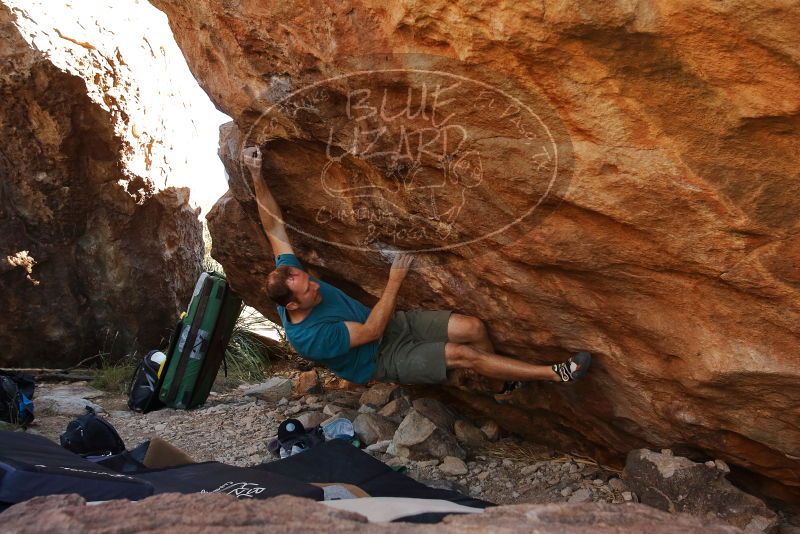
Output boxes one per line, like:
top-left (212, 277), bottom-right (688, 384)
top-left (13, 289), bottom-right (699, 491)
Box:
top-left (242, 146), bottom-right (294, 257)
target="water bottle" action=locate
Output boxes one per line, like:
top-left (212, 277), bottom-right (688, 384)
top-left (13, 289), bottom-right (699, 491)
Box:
top-left (150, 351), bottom-right (167, 378)
top-left (322, 417), bottom-right (355, 441)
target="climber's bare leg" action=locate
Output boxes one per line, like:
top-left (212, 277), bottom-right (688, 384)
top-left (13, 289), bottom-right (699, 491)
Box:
top-left (447, 314), bottom-right (496, 354)
top-left (445, 314), bottom-right (505, 390)
top-left (444, 343), bottom-right (561, 382)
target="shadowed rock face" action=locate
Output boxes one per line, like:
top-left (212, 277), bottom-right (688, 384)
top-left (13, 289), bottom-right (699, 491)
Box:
top-left (0, 4), bottom-right (202, 366)
top-left (151, 0), bottom-right (800, 501)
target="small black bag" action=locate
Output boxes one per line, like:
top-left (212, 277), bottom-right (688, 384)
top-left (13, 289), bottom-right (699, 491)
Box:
top-left (127, 350), bottom-right (169, 413)
top-left (0, 371), bottom-right (35, 427)
top-left (60, 406), bottom-right (125, 457)
top-left (270, 418), bottom-right (326, 458)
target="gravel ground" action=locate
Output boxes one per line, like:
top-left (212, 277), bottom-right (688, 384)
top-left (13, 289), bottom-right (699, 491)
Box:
top-left (19, 368), bottom-right (800, 533)
top-left (29, 370), bottom-right (630, 508)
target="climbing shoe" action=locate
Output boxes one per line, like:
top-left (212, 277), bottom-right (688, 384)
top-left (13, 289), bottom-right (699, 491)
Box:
top-left (552, 351), bottom-right (592, 382)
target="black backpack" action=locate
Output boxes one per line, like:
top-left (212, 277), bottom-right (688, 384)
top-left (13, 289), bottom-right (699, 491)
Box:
top-left (0, 371), bottom-right (35, 427)
top-left (60, 406), bottom-right (125, 457)
top-left (127, 350), bottom-right (169, 413)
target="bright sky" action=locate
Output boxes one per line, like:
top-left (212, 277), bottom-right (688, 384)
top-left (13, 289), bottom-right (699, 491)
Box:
top-left (6, 0), bottom-right (230, 216)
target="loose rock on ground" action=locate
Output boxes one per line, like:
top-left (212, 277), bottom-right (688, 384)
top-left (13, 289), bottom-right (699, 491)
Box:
top-left (21, 373), bottom-right (796, 532)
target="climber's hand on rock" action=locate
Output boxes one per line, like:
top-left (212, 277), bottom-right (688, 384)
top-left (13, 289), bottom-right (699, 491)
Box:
top-left (242, 146), bottom-right (262, 174)
top-left (389, 253), bottom-right (415, 282)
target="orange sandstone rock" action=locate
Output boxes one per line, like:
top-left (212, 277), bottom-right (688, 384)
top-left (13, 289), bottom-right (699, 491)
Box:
top-left (0, 3), bottom-right (204, 366)
top-left (152, 0), bottom-right (800, 502)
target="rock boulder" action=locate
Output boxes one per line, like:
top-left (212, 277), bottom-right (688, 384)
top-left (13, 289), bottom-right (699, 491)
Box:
top-left (243, 378), bottom-right (294, 402)
top-left (151, 0), bottom-right (800, 502)
top-left (624, 449), bottom-right (778, 532)
top-left (359, 384), bottom-right (406, 409)
top-left (1, 493), bottom-right (746, 533)
top-left (378, 397), bottom-right (412, 424)
top-left (393, 409), bottom-right (465, 460)
top-left (353, 413), bottom-right (398, 446)
top-left (453, 420), bottom-right (488, 450)
top-left (295, 370), bottom-right (322, 395)
top-left (0, 1), bottom-right (207, 366)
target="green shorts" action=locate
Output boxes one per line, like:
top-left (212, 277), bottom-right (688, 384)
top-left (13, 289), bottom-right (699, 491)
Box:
top-left (371, 310), bottom-right (452, 385)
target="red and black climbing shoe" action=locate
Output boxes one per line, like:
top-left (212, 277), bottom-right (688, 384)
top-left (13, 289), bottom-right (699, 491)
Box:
top-left (552, 352), bottom-right (592, 382)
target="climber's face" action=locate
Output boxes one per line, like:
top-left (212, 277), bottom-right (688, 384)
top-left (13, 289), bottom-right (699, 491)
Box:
top-left (284, 267), bottom-right (322, 311)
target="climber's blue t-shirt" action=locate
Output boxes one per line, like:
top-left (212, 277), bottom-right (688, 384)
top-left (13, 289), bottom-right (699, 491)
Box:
top-left (275, 254), bottom-right (378, 384)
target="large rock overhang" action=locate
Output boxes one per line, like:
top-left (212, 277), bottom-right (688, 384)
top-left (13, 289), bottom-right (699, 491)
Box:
top-left (152, 0), bottom-right (800, 504)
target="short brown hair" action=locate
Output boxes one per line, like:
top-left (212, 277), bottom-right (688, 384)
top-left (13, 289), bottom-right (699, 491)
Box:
top-left (266, 266), bottom-right (295, 306)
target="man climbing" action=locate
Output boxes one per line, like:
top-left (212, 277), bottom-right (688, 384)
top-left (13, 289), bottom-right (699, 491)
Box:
top-left (243, 146), bottom-right (591, 394)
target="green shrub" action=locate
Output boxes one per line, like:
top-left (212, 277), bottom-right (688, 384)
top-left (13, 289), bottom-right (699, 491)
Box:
top-left (224, 307), bottom-right (290, 383)
top-left (90, 353), bottom-right (137, 394)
